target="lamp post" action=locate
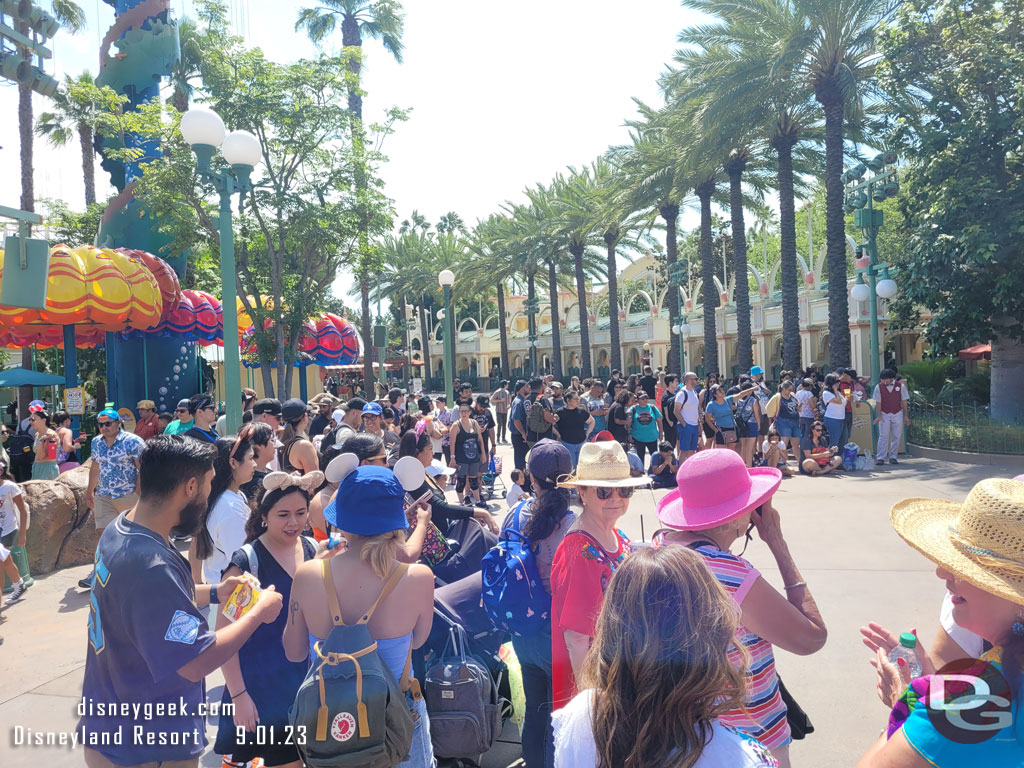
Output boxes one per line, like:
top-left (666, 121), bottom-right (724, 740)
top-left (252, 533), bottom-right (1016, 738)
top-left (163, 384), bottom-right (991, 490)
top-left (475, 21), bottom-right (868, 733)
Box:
top-left (181, 106), bottom-right (262, 434)
top-left (438, 269), bottom-right (455, 402)
top-left (523, 296), bottom-right (540, 375)
top-left (403, 303), bottom-right (416, 383)
top-left (671, 323), bottom-right (689, 373)
top-left (666, 260), bottom-right (691, 373)
top-left (844, 152), bottom-right (899, 386)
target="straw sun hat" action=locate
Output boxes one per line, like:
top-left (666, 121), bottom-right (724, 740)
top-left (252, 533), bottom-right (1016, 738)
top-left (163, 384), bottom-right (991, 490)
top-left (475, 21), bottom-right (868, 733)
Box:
top-left (891, 478), bottom-right (1024, 606)
top-left (556, 441), bottom-right (652, 488)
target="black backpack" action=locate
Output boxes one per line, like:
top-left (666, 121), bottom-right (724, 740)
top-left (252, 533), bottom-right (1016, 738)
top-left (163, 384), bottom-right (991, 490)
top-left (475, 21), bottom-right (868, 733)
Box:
top-left (661, 389), bottom-right (677, 425)
top-left (8, 433), bottom-right (35, 467)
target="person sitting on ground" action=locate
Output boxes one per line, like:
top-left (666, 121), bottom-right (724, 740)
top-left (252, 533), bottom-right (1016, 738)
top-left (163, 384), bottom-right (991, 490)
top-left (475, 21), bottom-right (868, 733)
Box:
top-left (506, 468), bottom-right (529, 508)
top-left (648, 440), bottom-right (679, 489)
top-left (799, 420), bottom-right (843, 476)
top-left (278, 398), bottom-right (318, 475)
top-left (856, 478), bottom-right (1024, 768)
top-left (553, 545), bottom-right (779, 768)
top-left (655, 449), bottom-right (828, 767)
top-left (762, 425), bottom-right (794, 477)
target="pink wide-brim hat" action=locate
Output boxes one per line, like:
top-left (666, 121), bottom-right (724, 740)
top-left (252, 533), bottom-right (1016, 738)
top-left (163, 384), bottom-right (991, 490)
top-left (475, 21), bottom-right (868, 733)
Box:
top-left (656, 449), bottom-right (782, 531)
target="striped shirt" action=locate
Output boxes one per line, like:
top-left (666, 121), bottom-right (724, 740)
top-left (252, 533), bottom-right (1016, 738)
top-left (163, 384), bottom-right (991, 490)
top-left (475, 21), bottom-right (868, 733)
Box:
top-left (653, 534), bottom-right (791, 749)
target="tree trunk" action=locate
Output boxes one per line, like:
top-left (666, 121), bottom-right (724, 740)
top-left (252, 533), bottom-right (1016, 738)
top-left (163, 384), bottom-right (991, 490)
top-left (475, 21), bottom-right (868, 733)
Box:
top-left (496, 281), bottom-right (509, 379)
top-left (419, 299), bottom-right (432, 383)
top-left (697, 183), bottom-right (719, 375)
top-left (18, 65), bottom-right (34, 418)
top-left (660, 203), bottom-right (681, 374)
top-left (605, 232), bottom-right (621, 375)
top-left (571, 243), bottom-right (591, 377)
top-left (527, 272), bottom-right (537, 375)
top-left (360, 274), bottom-right (374, 394)
top-left (817, 86), bottom-right (851, 369)
top-left (172, 87), bottom-right (189, 114)
top-left (78, 122), bottom-right (96, 206)
top-left (990, 318), bottom-right (1024, 423)
top-left (260, 361), bottom-right (275, 399)
top-left (548, 258), bottom-right (563, 379)
top-left (774, 134), bottom-right (802, 372)
top-left (726, 156), bottom-right (752, 371)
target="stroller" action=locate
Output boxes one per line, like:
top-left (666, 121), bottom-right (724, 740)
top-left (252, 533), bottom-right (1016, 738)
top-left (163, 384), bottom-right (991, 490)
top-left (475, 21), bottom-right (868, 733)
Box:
top-left (420, 573), bottom-right (515, 767)
top-left (480, 455), bottom-right (506, 502)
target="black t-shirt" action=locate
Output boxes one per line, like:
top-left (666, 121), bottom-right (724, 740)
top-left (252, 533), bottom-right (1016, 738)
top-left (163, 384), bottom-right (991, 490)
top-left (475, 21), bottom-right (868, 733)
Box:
top-left (556, 407), bottom-right (590, 444)
top-left (800, 433), bottom-right (827, 458)
top-left (473, 408), bottom-right (496, 434)
top-left (661, 389), bottom-right (678, 428)
top-left (608, 402), bottom-right (629, 442)
top-left (639, 375), bottom-right (658, 399)
top-left (309, 413), bottom-right (331, 438)
top-left (184, 426), bottom-right (219, 444)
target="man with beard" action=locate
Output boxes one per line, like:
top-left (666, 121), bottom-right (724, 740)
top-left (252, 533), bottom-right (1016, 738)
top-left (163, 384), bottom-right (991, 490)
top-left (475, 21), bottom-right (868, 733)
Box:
top-left (77, 435), bottom-right (283, 768)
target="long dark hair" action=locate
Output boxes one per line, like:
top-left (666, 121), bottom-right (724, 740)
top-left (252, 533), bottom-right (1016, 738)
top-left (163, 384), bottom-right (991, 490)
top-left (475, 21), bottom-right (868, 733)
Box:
top-left (195, 436), bottom-right (252, 559)
top-left (399, 430), bottom-right (429, 459)
top-left (523, 454), bottom-right (570, 542)
top-left (245, 485), bottom-right (311, 543)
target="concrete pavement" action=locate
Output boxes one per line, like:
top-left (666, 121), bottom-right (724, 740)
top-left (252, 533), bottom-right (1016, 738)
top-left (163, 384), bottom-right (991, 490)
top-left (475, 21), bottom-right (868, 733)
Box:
top-left (1, 446), bottom-right (1016, 767)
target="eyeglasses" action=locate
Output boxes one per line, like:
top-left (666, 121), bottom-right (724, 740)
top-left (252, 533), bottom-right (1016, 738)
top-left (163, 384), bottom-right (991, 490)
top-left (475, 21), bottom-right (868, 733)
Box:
top-left (97, 420), bottom-right (115, 429)
top-left (594, 486), bottom-right (635, 500)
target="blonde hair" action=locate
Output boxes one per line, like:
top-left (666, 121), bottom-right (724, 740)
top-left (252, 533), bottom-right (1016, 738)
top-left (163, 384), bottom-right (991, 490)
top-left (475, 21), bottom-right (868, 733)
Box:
top-left (582, 546), bottom-right (748, 768)
top-left (358, 528), bottom-right (407, 578)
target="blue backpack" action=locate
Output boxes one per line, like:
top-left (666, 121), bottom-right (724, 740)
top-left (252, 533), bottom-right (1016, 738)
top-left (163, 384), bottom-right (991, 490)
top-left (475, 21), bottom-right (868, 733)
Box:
top-left (481, 500), bottom-right (549, 636)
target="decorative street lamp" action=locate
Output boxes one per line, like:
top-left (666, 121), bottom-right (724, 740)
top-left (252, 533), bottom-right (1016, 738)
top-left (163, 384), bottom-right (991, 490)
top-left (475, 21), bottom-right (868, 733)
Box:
top-left (438, 269), bottom-right (455, 402)
top-left (523, 295), bottom-right (541, 375)
top-left (671, 323), bottom-right (689, 373)
top-left (844, 151), bottom-right (899, 385)
top-left (180, 106), bottom-right (262, 434)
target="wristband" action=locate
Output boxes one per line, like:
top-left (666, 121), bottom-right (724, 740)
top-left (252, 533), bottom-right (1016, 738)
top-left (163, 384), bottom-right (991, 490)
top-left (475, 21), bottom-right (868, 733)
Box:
top-left (209, 584), bottom-right (219, 604)
top-left (231, 688), bottom-right (247, 699)
top-left (784, 581), bottom-right (806, 590)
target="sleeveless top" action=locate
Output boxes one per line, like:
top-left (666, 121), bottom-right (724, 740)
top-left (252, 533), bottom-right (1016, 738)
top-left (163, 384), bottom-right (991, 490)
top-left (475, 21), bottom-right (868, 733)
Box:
top-left (279, 436), bottom-right (304, 472)
top-left (453, 420), bottom-right (481, 464)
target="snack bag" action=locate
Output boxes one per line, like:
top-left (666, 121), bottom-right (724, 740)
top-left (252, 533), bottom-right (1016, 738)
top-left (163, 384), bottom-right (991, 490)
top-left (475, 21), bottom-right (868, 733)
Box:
top-left (222, 572), bottom-right (262, 622)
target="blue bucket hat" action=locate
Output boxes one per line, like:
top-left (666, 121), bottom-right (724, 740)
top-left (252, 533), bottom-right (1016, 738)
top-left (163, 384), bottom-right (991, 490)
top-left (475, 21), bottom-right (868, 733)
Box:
top-left (98, 408), bottom-right (121, 421)
top-left (324, 465), bottom-right (408, 536)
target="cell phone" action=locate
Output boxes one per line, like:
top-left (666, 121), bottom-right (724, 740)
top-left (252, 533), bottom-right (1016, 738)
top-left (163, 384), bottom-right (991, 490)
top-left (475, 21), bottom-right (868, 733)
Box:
top-left (753, 504), bottom-right (764, 518)
top-left (412, 489), bottom-right (433, 508)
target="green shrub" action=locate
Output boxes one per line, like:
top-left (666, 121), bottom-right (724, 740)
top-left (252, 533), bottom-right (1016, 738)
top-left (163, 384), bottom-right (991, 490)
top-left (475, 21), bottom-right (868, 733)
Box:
top-left (899, 358), bottom-right (956, 400)
top-left (937, 374), bottom-right (991, 405)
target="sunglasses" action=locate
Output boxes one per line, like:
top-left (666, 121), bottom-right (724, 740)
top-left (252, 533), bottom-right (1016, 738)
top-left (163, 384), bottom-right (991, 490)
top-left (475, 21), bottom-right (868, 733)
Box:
top-left (594, 486), bottom-right (635, 500)
top-left (98, 420), bottom-right (115, 428)
top-left (175, 408), bottom-right (188, 414)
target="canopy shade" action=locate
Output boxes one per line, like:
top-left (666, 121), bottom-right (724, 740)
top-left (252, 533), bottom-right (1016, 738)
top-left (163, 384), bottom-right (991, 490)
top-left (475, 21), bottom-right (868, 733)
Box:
top-left (0, 367), bottom-right (66, 387)
top-left (958, 344), bottom-right (991, 361)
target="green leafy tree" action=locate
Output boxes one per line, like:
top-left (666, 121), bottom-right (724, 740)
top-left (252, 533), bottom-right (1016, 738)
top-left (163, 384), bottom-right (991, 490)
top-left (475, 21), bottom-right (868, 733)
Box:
top-left (36, 72), bottom-right (102, 205)
top-left (878, 0), bottom-right (1024, 420)
top-left (296, 0), bottom-right (405, 393)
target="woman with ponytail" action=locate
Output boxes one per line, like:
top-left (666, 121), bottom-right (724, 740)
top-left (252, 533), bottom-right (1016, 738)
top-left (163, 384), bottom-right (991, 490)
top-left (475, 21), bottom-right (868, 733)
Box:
top-left (500, 438), bottom-right (575, 768)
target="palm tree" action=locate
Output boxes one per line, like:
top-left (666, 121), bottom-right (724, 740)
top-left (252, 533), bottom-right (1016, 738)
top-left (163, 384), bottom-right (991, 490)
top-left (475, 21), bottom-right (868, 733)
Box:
top-left (167, 16), bottom-right (203, 113)
top-left (465, 214), bottom-right (523, 379)
top-left (436, 211), bottom-right (466, 234)
top-left (36, 72), bottom-right (100, 205)
top-left (296, 0), bottom-right (405, 391)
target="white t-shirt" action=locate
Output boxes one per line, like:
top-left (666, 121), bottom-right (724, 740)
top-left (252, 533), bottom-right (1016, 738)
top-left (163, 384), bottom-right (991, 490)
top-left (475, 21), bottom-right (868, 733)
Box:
top-left (554, 690), bottom-right (778, 768)
top-left (822, 391), bottom-right (846, 420)
top-left (0, 480), bottom-right (24, 536)
top-left (505, 483), bottom-right (527, 509)
top-left (674, 387), bottom-right (700, 426)
top-left (795, 389), bottom-right (815, 418)
top-left (939, 591), bottom-right (985, 659)
top-left (202, 489), bottom-right (251, 585)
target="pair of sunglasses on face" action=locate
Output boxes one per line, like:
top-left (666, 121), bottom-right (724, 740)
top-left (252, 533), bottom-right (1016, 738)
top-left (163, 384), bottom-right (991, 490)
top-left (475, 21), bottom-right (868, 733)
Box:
top-left (593, 486), bottom-right (635, 500)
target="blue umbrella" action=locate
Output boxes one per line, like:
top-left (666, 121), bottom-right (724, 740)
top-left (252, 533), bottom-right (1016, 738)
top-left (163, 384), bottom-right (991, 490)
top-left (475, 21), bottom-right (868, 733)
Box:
top-left (0, 367), bottom-right (66, 388)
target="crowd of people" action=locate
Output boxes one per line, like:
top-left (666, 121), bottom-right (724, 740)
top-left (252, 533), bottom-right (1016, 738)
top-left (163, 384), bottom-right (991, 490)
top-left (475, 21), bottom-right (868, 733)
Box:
top-left (2, 365), bottom-right (1020, 768)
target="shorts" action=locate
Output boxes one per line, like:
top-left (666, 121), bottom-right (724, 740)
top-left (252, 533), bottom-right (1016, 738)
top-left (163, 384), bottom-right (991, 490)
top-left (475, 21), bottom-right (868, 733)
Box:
top-left (94, 492), bottom-right (139, 529)
top-left (455, 461), bottom-right (481, 477)
top-left (776, 420), bottom-right (801, 438)
top-left (677, 423), bottom-right (700, 451)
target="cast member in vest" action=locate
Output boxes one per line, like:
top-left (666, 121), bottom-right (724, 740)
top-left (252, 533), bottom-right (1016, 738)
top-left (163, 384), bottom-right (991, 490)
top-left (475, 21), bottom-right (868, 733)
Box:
top-left (872, 369), bottom-right (910, 466)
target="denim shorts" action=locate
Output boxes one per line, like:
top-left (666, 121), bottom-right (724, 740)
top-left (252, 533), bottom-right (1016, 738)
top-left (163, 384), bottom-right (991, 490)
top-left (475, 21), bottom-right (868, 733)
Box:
top-left (677, 422), bottom-right (700, 451)
top-left (776, 420), bottom-right (801, 438)
top-left (399, 693), bottom-right (435, 767)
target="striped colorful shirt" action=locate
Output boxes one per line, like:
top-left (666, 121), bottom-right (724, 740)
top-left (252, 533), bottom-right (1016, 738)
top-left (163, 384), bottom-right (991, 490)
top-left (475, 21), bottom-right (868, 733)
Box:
top-left (654, 533), bottom-right (791, 749)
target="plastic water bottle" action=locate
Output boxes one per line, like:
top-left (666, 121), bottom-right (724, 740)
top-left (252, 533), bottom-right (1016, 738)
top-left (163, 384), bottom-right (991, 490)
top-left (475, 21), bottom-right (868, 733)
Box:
top-left (887, 632), bottom-right (923, 678)
top-left (488, 455), bottom-right (497, 475)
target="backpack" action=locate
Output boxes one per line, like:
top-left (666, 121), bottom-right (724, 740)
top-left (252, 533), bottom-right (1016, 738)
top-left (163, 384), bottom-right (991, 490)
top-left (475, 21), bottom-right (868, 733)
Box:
top-left (424, 621), bottom-right (502, 758)
top-left (737, 396), bottom-right (756, 423)
top-left (7, 434), bottom-right (35, 467)
top-left (290, 560), bottom-right (419, 768)
top-left (480, 500), bottom-right (549, 636)
top-left (526, 396), bottom-right (550, 435)
top-left (661, 389), bottom-right (677, 424)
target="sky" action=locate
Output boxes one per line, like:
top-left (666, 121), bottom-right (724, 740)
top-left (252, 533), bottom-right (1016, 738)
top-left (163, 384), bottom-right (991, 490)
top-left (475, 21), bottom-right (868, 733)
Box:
top-left (0, 0), bottom-right (707, 299)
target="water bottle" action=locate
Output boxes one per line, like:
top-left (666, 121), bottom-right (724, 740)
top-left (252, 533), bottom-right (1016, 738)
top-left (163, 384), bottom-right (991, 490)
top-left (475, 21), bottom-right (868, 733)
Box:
top-left (887, 632), bottom-right (923, 678)
top-left (488, 455), bottom-right (497, 475)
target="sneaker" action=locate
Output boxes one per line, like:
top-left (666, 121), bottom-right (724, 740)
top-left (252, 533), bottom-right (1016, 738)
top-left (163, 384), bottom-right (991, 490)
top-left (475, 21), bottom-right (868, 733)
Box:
top-left (474, 500), bottom-right (490, 510)
top-left (889, 458), bottom-right (899, 465)
top-left (78, 569), bottom-right (95, 590)
top-left (9, 580), bottom-right (28, 601)
top-left (876, 459), bottom-right (884, 466)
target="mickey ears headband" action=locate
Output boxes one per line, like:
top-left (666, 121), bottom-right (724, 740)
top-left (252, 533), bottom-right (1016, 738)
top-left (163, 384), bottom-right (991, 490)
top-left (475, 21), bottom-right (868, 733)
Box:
top-left (262, 470), bottom-right (325, 493)
top-left (323, 452), bottom-right (426, 491)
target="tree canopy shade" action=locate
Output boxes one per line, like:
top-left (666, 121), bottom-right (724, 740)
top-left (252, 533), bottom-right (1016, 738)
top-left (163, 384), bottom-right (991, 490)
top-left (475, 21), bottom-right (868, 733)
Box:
top-left (878, 0), bottom-right (1024, 420)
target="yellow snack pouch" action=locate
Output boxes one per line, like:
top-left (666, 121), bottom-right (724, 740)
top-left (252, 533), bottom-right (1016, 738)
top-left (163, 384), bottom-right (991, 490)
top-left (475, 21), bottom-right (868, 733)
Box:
top-left (222, 572), bottom-right (262, 623)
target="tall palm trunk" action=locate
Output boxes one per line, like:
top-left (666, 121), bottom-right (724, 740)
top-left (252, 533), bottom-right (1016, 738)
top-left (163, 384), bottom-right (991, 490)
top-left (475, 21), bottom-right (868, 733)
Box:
top-left (817, 86), bottom-right (851, 369)
top-left (496, 281), bottom-right (509, 378)
top-left (527, 271), bottom-right (538, 375)
top-left (570, 243), bottom-right (591, 377)
top-left (548, 258), bottom-right (563, 379)
top-left (774, 134), bottom-right (802, 372)
top-left (726, 155), bottom-right (752, 370)
top-left (18, 65), bottom-right (35, 417)
top-left (359, 272), bottom-right (373, 392)
top-left (78, 122), bottom-right (96, 206)
top-left (172, 86), bottom-right (189, 114)
top-left (660, 203), bottom-right (681, 374)
top-left (604, 230), bottom-right (621, 374)
top-left (697, 182), bottom-right (719, 375)
top-left (418, 299), bottom-right (432, 382)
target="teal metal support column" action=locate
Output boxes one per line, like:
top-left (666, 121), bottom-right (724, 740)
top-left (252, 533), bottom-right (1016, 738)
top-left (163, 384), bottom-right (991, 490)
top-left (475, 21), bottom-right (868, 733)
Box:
top-left (62, 324), bottom-right (79, 437)
top-left (218, 183), bottom-right (242, 434)
top-left (299, 368), bottom-right (308, 402)
top-left (442, 285), bottom-right (454, 403)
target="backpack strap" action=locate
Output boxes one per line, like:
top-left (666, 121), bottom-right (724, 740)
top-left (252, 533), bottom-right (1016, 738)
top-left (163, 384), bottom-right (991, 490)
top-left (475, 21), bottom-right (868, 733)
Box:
top-left (240, 543), bottom-right (259, 583)
top-left (512, 498), bottom-right (531, 533)
top-left (357, 563), bottom-right (409, 625)
top-left (320, 558), bottom-right (346, 627)
top-left (400, 645), bottom-right (423, 700)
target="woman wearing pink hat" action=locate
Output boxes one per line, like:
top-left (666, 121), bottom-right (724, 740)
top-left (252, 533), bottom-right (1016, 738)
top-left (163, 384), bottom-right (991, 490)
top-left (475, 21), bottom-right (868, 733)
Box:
top-left (654, 449), bottom-right (828, 768)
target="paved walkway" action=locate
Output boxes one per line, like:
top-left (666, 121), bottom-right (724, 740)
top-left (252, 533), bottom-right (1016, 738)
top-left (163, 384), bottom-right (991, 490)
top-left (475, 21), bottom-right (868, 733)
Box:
top-left (1, 449), bottom-right (1016, 767)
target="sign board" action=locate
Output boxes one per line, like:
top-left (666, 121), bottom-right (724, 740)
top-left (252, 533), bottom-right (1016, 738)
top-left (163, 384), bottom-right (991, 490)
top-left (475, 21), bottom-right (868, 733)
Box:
top-left (117, 407), bottom-right (136, 433)
top-left (1, 232), bottom-right (50, 309)
top-left (412, 377), bottom-right (423, 394)
top-left (64, 387), bottom-right (85, 415)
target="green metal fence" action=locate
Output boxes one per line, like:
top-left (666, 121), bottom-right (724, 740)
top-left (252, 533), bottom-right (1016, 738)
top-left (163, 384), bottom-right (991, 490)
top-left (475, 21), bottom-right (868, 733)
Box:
top-left (907, 403), bottom-right (1024, 455)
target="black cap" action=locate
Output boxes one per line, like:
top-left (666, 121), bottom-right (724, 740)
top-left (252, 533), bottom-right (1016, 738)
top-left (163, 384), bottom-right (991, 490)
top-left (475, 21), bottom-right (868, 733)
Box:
top-left (252, 398), bottom-right (282, 416)
top-left (344, 397), bottom-right (367, 412)
top-left (281, 398), bottom-right (308, 421)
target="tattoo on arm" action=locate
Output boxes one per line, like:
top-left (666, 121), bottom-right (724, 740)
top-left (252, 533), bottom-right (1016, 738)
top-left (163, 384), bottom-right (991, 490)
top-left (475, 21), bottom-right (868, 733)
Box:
top-left (290, 598), bottom-right (300, 625)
